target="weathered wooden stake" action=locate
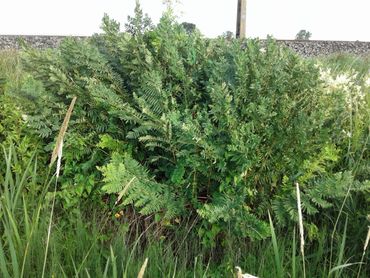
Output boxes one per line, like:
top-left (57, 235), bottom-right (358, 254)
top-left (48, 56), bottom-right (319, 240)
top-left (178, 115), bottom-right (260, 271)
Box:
top-left (236, 0), bottom-right (247, 38)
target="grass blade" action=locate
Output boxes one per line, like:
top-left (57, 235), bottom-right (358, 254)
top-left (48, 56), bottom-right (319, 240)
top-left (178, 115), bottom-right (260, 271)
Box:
top-left (268, 211), bottom-right (283, 278)
top-left (291, 227), bottom-right (297, 278)
top-left (329, 216), bottom-right (348, 278)
top-left (334, 217), bottom-right (348, 278)
top-left (4, 227), bottom-right (20, 278)
top-left (0, 239), bottom-right (11, 278)
top-left (329, 262), bottom-right (361, 276)
top-left (110, 246), bottom-right (117, 278)
top-left (103, 257), bottom-right (110, 278)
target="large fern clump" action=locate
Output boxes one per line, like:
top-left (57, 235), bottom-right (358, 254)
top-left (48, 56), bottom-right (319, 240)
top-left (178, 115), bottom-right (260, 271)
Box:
top-left (16, 3), bottom-right (369, 242)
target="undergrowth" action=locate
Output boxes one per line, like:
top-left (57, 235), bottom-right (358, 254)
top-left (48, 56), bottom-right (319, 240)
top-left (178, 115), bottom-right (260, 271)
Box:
top-left (0, 2), bottom-right (369, 277)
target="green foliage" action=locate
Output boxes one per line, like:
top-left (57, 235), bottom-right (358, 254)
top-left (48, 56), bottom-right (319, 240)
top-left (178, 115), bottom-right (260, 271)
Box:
top-left (0, 144), bottom-right (211, 277)
top-left (99, 152), bottom-right (183, 219)
top-left (125, 1), bottom-right (153, 36)
top-left (295, 30), bottom-right (312, 40)
top-left (0, 145), bottom-right (368, 277)
top-left (0, 51), bottom-right (44, 178)
top-left (12, 4), bottom-right (369, 248)
top-left (17, 37), bottom-right (127, 208)
top-left (273, 170), bottom-right (370, 225)
top-left (0, 51), bottom-right (24, 143)
top-left (221, 31), bottom-right (234, 40)
top-left (180, 22), bottom-right (197, 34)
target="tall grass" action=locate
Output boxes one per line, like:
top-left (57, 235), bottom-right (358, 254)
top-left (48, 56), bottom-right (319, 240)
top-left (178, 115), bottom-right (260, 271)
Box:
top-left (0, 143), bottom-right (213, 277)
top-left (0, 139), bottom-right (368, 276)
top-left (0, 144), bottom-right (51, 278)
top-left (0, 50), bottom-right (22, 91)
top-left (319, 53), bottom-right (370, 78)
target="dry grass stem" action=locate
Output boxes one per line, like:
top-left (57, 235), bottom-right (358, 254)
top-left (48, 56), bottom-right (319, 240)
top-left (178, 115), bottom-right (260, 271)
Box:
top-left (296, 183), bottom-right (304, 255)
top-left (356, 226), bottom-right (370, 278)
top-left (115, 176), bottom-right (136, 205)
top-left (55, 140), bottom-right (63, 178)
top-left (42, 96), bottom-right (77, 278)
top-left (363, 226), bottom-right (370, 253)
top-left (50, 96), bottom-right (77, 167)
top-left (296, 182), bottom-right (306, 278)
top-left (137, 257), bottom-right (148, 278)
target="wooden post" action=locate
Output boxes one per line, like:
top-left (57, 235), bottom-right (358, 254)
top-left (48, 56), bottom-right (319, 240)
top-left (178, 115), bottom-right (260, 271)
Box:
top-left (236, 0), bottom-right (247, 38)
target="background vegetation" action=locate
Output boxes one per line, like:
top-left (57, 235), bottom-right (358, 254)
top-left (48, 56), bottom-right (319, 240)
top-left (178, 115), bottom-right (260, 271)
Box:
top-left (0, 4), bottom-right (369, 277)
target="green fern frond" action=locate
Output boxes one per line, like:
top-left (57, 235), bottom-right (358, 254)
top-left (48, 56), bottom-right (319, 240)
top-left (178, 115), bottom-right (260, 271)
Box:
top-left (100, 152), bottom-right (183, 219)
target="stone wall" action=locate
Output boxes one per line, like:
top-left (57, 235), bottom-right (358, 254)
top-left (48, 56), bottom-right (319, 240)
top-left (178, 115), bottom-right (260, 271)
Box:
top-left (0, 35), bottom-right (87, 50)
top-left (0, 35), bottom-right (369, 57)
top-left (275, 40), bottom-right (370, 57)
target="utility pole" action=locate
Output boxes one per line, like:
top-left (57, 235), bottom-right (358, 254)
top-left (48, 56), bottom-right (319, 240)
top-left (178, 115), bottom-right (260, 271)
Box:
top-left (236, 0), bottom-right (247, 38)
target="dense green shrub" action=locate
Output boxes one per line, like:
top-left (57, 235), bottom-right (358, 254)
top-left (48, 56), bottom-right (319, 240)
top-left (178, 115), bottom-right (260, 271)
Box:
top-left (15, 6), bottom-right (369, 244)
